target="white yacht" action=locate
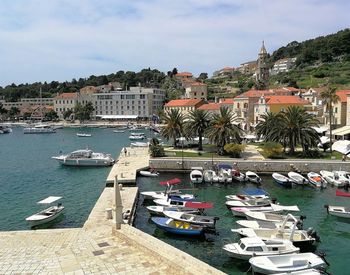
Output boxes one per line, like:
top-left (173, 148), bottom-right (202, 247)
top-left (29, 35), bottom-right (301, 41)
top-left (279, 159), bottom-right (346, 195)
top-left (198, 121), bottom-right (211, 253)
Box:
top-left (26, 196), bottom-right (64, 227)
top-left (23, 124), bottom-right (56, 134)
top-left (52, 149), bottom-right (115, 166)
top-left (129, 132), bottom-right (146, 140)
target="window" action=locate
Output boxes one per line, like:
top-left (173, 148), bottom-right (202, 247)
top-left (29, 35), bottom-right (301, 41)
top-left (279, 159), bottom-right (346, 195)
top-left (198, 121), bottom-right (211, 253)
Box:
top-left (335, 107), bottom-right (338, 113)
top-left (237, 103), bottom-right (240, 108)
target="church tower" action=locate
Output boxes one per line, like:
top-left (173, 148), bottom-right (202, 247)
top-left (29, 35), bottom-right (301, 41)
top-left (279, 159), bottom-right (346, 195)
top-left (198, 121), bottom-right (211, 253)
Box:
top-left (256, 41), bottom-right (269, 90)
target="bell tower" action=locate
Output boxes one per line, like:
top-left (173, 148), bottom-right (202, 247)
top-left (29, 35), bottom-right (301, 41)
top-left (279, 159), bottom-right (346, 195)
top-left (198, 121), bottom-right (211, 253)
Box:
top-left (256, 41), bottom-right (269, 90)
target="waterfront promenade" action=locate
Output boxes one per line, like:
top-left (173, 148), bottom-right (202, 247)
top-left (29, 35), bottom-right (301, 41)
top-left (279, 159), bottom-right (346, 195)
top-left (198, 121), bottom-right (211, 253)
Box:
top-left (0, 147), bottom-right (223, 274)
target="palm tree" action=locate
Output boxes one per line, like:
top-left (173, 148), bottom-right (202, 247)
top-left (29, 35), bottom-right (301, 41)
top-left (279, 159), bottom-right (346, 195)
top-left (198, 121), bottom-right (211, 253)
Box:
top-left (320, 87), bottom-right (339, 154)
top-left (255, 112), bottom-right (284, 143)
top-left (185, 109), bottom-right (210, 151)
top-left (280, 106), bottom-right (320, 155)
top-left (161, 109), bottom-right (184, 148)
top-left (205, 106), bottom-right (242, 155)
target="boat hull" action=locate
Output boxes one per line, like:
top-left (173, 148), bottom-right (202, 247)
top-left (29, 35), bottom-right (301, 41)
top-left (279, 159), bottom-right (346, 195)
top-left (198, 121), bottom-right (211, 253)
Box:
top-left (55, 158), bottom-right (113, 166)
top-left (26, 206), bottom-right (64, 227)
top-left (151, 217), bottom-right (203, 236)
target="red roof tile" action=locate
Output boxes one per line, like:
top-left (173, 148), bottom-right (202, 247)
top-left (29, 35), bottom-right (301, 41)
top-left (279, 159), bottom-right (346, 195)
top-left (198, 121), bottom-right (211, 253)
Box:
top-left (220, 98), bottom-right (234, 104)
top-left (266, 95), bottom-right (310, 105)
top-left (235, 90), bottom-right (274, 99)
top-left (336, 90), bottom-right (350, 103)
top-left (198, 103), bottom-right (221, 110)
top-left (55, 93), bottom-right (77, 99)
top-left (165, 99), bottom-right (203, 107)
top-left (175, 72), bottom-right (193, 77)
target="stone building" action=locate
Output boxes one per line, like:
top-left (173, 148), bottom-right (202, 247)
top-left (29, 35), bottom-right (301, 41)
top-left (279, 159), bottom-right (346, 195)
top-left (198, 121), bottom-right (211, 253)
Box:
top-left (255, 41), bottom-right (269, 89)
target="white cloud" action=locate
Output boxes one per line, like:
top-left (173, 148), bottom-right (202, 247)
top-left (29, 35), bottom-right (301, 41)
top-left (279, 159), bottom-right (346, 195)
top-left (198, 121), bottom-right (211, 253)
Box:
top-left (0, 0), bottom-right (349, 86)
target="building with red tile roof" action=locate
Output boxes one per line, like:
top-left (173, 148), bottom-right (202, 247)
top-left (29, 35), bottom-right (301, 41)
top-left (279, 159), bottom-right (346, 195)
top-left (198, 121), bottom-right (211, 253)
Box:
top-left (164, 99), bottom-right (205, 117)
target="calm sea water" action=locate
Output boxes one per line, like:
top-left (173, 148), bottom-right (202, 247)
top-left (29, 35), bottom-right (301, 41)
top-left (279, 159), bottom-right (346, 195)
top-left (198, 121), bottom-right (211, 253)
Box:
top-left (0, 126), bottom-right (150, 231)
top-left (135, 173), bottom-right (350, 274)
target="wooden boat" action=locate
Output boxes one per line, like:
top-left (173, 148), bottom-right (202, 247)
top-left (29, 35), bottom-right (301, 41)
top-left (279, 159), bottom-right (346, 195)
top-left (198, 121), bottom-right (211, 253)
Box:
top-left (336, 189), bottom-right (350, 197)
top-left (307, 172), bottom-right (327, 188)
top-left (223, 237), bottom-right (299, 260)
top-left (245, 171), bottom-right (262, 184)
top-left (76, 133), bottom-right (92, 137)
top-left (151, 217), bottom-right (204, 236)
top-left (272, 173), bottom-right (293, 188)
top-left (288, 172), bottom-right (309, 185)
top-left (236, 220), bottom-right (297, 230)
top-left (225, 198), bottom-right (271, 209)
top-left (320, 170), bottom-right (344, 187)
top-left (146, 205), bottom-right (200, 216)
top-left (163, 211), bottom-right (219, 229)
top-left (190, 168), bottom-right (203, 184)
top-left (139, 170), bottom-right (159, 177)
top-left (25, 196), bottom-right (64, 227)
top-left (324, 204), bottom-right (350, 218)
top-left (249, 253), bottom-right (326, 274)
top-left (245, 212), bottom-right (304, 224)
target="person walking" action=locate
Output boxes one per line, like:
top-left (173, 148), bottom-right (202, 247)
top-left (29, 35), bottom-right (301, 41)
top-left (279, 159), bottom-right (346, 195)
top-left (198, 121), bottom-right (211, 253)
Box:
top-left (124, 147), bottom-right (127, 157)
top-left (342, 154), bottom-right (346, 162)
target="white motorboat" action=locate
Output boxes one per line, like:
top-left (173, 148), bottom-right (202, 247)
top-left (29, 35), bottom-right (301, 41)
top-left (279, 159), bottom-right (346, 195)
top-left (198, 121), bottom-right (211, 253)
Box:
top-left (223, 237), bottom-right (299, 260)
top-left (231, 203), bottom-right (299, 217)
top-left (146, 205), bottom-right (200, 216)
top-left (0, 125), bottom-right (12, 134)
top-left (332, 170), bottom-right (350, 185)
top-left (139, 170), bottom-right (159, 177)
top-left (203, 170), bottom-right (219, 183)
top-left (245, 212), bottom-right (304, 224)
top-left (320, 170), bottom-right (344, 187)
top-left (275, 269), bottom-right (323, 275)
top-left (307, 172), bottom-right (327, 188)
top-left (141, 186), bottom-right (182, 200)
top-left (272, 173), bottom-right (293, 188)
top-left (190, 168), bottom-right (203, 184)
top-left (246, 171), bottom-right (262, 184)
top-left (129, 132), bottom-right (145, 140)
top-left (25, 196), bottom-right (64, 227)
top-left (231, 169), bottom-right (246, 182)
top-left (113, 130), bottom-right (125, 133)
top-left (131, 142), bottom-right (149, 147)
top-left (163, 211), bottom-right (219, 229)
top-left (288, 172), bottom-right (309, 185)
top-left (52, 149), bottom-right (115, 166)
top-left (23, 124), bottom-right (56, 134)
top-left (218, 169), bottom-right (232, 183)
top-left (249, 253), bottom-right (326, 274)
top-left (225, 198), bottom-right (271, 209)
top-left (76, 133), bottom-right (92, 137)
top-left (325, 204), bottom-right (350, 218)
top-left (236, 220), bottom-right (297, 230)
top-left (225, 194), bottom-right (269, 201)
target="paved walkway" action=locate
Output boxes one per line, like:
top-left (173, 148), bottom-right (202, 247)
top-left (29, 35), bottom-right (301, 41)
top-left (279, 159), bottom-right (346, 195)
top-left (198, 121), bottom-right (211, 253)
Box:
top-left (241, 144), bottom-right (265, 160)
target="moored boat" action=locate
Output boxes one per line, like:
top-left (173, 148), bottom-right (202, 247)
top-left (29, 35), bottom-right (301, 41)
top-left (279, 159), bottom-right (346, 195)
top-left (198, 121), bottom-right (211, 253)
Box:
top-left (272, 173), bottom-right (293, 188)
top-left (163, 211), bottom-right (219, 229)
top-left (320, 170), bottom-right (344, 187)
top-left (246, 171), bottom-right (262, 184)
top-left (307, 172), bottom-right (327, 188)
top-left (190, 168), bottom-right (203, 184)
top-left (324, 204), bottom-right (350, 218)
top-left (146, 205), bottom-right (200, 216)
top-left (23, 124), bottom-right (56, 134)
top-left (225, 198), bottom-right (271, 209)
top-left (288, 172), bottom-right (309, 185)
top-left (52, 149), bottom-right (114, 166)
top-left (231, 168), bottom-right (246, 182)
top-left (236, 219), bottom-right (297, 230)
top-left (203, 170), bottom-right (219, 183)
top-left (245, 212), bottom-right (305, 224)
top-left (76, 133), bottom-right (92, 137)
top-left (249, 253), bottom-right (327, 274)
top-left (151, 217), bottom-right (204, 236)
top-left (139, 170), bottom-right (159, 177)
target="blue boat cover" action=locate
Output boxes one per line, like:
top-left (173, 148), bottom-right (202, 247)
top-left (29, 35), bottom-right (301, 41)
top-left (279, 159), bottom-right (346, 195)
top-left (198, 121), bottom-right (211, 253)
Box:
top-left (217, 164), bottom-right (232, 170)
top-left (242, 187), bottom-right (269, 196)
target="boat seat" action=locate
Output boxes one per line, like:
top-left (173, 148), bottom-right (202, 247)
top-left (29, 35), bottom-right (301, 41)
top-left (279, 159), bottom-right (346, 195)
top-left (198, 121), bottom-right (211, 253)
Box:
top-left (293, 259), bottom-right (308, 266)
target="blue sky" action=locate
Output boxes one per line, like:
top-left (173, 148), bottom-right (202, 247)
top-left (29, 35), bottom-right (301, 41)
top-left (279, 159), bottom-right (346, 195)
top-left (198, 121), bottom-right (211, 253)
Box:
top-left (0, 0), bottom-right (349, 86)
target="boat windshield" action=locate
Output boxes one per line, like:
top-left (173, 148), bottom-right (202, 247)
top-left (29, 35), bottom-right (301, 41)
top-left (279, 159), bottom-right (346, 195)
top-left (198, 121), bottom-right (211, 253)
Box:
top-left (69, 150), bottom-right (92, 158)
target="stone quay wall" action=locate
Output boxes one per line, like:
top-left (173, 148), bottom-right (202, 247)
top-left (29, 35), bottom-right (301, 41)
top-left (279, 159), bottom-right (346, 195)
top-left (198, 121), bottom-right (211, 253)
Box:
top-left (149, 158), bottom-right (350, 173)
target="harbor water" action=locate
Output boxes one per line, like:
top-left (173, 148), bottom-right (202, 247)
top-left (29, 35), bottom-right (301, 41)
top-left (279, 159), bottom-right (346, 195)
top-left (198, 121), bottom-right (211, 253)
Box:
top-left (0, 126), bottom-right (145, 231)
top-left (135, 173), bottom-right (350, 274)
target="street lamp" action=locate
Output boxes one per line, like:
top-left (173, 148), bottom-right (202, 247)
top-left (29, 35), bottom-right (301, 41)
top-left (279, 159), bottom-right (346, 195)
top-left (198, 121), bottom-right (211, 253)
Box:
top-left (181, 139), bottom-right (184, 170)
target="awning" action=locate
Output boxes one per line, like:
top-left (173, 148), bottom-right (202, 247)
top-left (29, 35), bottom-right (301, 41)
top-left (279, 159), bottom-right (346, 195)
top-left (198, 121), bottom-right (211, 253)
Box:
top-left (96, 115), bottom-right (139, 120)
top-left (332, 140), bottom-right (350, 155)
top-left (332, 126), bottom-right (350, 136)
top-left (312, 126), bottom-right (328, 134)
top-left (37, 196), bottom-right (62, 204)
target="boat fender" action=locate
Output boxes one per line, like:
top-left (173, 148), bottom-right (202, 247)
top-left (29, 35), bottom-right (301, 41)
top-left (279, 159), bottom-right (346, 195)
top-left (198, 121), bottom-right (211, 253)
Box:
top-left (324, 204), bottom-right (329, 214)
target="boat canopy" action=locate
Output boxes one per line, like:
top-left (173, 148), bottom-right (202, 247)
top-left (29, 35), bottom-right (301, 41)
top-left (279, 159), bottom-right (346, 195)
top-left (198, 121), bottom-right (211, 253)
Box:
top-left (217, 164), bottom-right (232, 170)
top-left (242, 188), bottom-right (269, 196)
top-left (159, 178), bottom-right (181, 186)
top-left (185, 201), bottom-right (213, 209)
top-left (336, 189), bottom-right (350, 197)
top-left (37, 196), bottom-right (62, 204)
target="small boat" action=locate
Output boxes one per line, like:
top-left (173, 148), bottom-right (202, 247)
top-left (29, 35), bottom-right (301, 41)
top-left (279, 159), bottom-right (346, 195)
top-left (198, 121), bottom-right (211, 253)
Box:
top-left (0, 125), bottom-right (12, 134)
top-left (320, 170), bottom-right (344, 187)
top-left (52, 149), bottom-right (114, 166)
top-left (25, 196), bottom-right (64, 227)
top-left (154, 198), bottom-right (206, 207)
top-left (225, 198), bottom-right (271, 209)
top-left (190, 168), bottom-right (203, 184)
top-left (225, 194), bottom-right (270, 201)
top-left (332, 170), bottom-right (350, 185)
top-left (246, 171), bottom-right (262, 184)
top-left (218, 169), bottom-right (232, 183)
top-left (288, 172), bottom-right (309, 185)
top-left (307, 172), bottom-right (327, 188)
top-left (272, 173), bottom-right (293, 188)
top-left (139, 170), bottom-right (159, 177)
top-left (129, 133), bottom-right (145, 140)
top-left (76, 133), bottom-right (92, 137)
top-left (324, 204), bottom-right (350, 218)
top-left (245, 212), bottom-right (305, 224)
top-left (151, 217), bottom-right (204, 236)
top-left (146, 205), bottom-right (200, 216)
top-left (274, 269), bottom-right (324, 275)
top-left (236, 220), bottom-right (298, 230)
top-left (249, 253), bottom-right (327, 274)
top-left (231, 203), bottom-right (299, 217)
top-left (223, 237), bottom-right (299, 260)
top-left (113, 130), bottom-right (125, 133)
top-left (131, 142), bottom-right (149, 147)
top-left (23, 124), bottom-right (56, 134)
top-left (231, 169), bottom-right (246, 182)
top-left (163, 211), bottom-right (219, 229)
top-left (336, 189), bottom-right (350, 197)
top-left (242, 188), bottom-right (269, 196)
top-left (203, 170), bottom-right (219, 183)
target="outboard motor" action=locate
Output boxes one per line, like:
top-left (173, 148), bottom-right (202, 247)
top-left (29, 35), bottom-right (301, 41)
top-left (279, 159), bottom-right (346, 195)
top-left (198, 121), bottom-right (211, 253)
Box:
top-left (300, 215), bottom-right (307, 221)
top-left (296, 219), bottom-right (303, 229)
top-left (307, 227), bottom-right (321, 242)
top-left (271, 198), bottom-right (277, 204)
top-left (324, 204), bottom-right (329, 214)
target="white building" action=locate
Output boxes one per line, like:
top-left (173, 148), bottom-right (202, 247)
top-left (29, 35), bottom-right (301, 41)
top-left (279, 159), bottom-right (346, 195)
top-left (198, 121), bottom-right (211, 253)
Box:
top-left (54, 93), bottom-right (78, 119)
top-left (271, 57), bottom-right (297, 75)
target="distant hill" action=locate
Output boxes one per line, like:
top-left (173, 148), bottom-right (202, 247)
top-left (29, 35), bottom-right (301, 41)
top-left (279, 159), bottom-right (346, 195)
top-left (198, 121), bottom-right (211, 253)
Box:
top-left (270, 28), bottom-right (350, 65)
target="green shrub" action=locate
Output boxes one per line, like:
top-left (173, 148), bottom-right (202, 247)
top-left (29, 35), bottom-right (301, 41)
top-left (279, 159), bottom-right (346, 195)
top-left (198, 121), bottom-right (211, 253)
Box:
top-left (262, 142), bottom-right (284, 158)
top-left (224, 143), bottom-right (246, 158)
top-left (149, 144), bottom-right (165, 157)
